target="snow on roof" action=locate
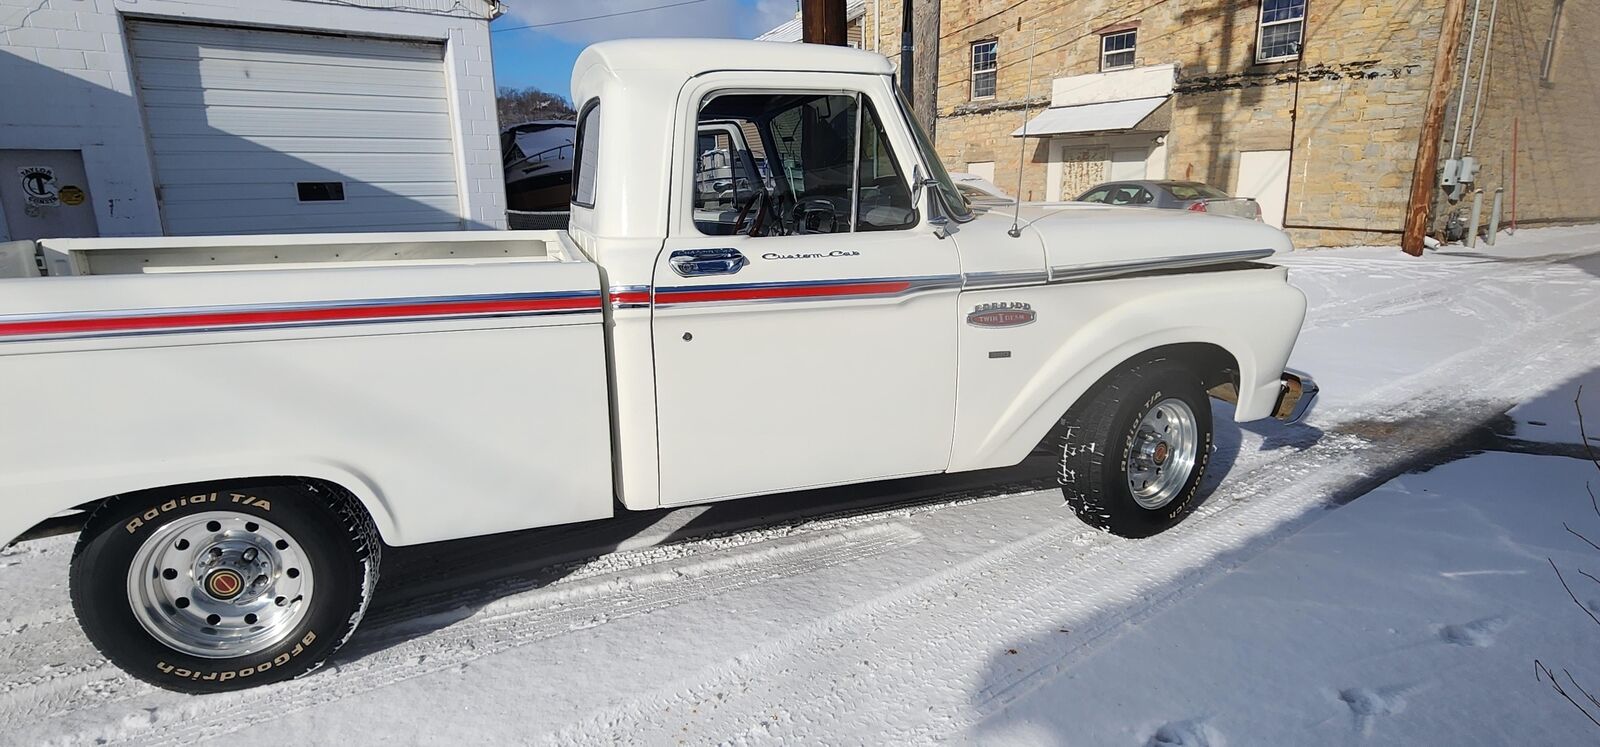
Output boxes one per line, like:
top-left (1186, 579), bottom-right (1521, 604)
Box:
top-left (575, 38), bottom-right (893, 80)
top-left (757, 0), bottom-right (868, 43)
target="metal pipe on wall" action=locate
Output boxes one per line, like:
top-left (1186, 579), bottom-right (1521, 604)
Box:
top-left (1448, 0), bottom-right (1484, 161)
top-left (1466, 0), bottom-right (1499, 155)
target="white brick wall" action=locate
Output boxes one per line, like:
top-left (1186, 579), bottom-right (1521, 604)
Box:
top-left (0, 0), bottom-right (507, 239)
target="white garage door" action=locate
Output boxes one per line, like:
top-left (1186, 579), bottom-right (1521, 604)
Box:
top-left (127, 21), bottom-right (463, 236)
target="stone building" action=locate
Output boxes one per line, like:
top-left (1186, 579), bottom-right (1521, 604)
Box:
top-left (765, 1), bottom-right (1599, 248)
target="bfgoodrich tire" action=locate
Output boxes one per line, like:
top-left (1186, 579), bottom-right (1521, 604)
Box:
top-left (69, 482), bottom-right (380, 693)
top-left (1057, 360), bottom-right (1213, 539)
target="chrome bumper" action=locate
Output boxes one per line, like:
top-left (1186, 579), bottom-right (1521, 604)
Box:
top-left (1272, 369), bottom-right (1319, 424)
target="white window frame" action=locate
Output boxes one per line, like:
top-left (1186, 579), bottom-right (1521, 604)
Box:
top-left (970, 40), bottom-right (997, 100)
top-left (1255, 0), bottom-right (1306, 63)
top-left (1100, 29), bottom-right (1137, 71)
top-left (1541, 0), bottom-right (1566, 83)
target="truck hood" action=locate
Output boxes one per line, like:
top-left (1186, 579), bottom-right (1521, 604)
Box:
top-left (979, 203), bottom-right (1295, 269)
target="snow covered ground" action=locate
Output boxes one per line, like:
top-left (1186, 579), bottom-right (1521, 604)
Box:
top-left (4, 225), bottom-right (1600, 745)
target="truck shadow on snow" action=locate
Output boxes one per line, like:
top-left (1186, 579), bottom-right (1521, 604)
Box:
top-left (962, 368), bottom-right (1600, 745)
top-left (331, 403), bottom-right (1320, 665)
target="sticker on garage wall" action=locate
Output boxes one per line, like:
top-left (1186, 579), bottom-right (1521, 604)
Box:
top-left (58, 185), bottom-right (86, 206)
top-left (19, 167), bottom-right (59, 207)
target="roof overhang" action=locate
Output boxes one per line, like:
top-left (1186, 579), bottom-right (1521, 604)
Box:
top-left (1012, 96), bottom-right (1169, 137)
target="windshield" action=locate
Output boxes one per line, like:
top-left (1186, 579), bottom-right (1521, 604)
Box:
top-left (893, 87), bottom-right (973, 222)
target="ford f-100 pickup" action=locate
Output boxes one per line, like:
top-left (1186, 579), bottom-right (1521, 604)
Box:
top-left (0, 39), bottom-right (1314, 692)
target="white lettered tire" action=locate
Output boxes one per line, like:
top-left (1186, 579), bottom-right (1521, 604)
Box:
top-left (1057, 360), bottom-right (1213, 538)
top-left (69, 482), bottom-right (380, 693)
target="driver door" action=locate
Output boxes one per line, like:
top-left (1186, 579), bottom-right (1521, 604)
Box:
top-left (652, 74), bottom-right (961, 505)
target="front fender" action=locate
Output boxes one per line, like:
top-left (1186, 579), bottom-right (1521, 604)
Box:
top-left (949, 269), bottom-right (1306, 472)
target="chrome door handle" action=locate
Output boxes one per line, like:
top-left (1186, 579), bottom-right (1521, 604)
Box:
top-left (670, 248), bottom-right (748, 277)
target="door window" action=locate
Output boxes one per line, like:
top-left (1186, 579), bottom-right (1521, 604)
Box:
top-left (693, 92), bottom-right (915, 237)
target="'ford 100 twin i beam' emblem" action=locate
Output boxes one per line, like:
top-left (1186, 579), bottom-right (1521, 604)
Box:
top-left (967, 301), bottom-right (1036, 328)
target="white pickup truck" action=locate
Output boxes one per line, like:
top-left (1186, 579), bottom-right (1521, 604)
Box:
top-left (0, 40), bottom-right (1314, 693)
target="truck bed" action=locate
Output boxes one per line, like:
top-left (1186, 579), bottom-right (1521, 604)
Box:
top-left (0, 230), bottom-right (614, 547)
top-left (36, 230), bottom-right (579, 276)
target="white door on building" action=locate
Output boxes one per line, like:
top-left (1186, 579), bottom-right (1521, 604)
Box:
top-left (126, 21), bottom-right (463, 236)
top-left (966, 161), bottom-right (995, 182)
top-left (1237, 150), bottom-right (1291, 229)
top-left (1109, 148), bottom-right (1149, 181)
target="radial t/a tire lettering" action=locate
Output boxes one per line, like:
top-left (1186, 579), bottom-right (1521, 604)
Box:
top-left (1057, 360), bottom-right (1213, 539)
top-left (69, 482), bottom-right (380, 694)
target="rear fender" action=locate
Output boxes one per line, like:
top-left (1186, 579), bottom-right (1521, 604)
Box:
top-left (1, 456), bottom-right (396, 548)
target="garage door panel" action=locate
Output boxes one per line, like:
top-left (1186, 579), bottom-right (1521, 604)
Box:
top-left (170, 211), bottom-right (463, 237)
top-left (149, 135), bottom-right (455, 155)
top-left (129, 40), bottom-right (445, 72)
top-left (152, 153), bottom-right (459, 182)
top-left (161, 181), bottom-right (459, 203)
top-left (161, 194), bottom-right (463, 222)
top-left (134, 58), bottom-right (449, 94)
top-left (143, 110), bottom-right (451, 140)
top-left (140, 88), bottom-right (450, 114)
top-left (129, 22), bottom-right (444, 61)
top-left (136, 72), bottom-right (448, 100)
top-left (130, 20), bottom-right (463, 235)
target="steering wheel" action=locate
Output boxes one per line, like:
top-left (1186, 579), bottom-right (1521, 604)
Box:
top-left (790, 196), bottom-right (845, 235)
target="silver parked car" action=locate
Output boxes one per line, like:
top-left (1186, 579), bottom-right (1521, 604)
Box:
top-left (1076, 180), bottom-right (1263, 221)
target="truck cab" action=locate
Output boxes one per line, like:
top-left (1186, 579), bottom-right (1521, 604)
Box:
top-left (565, 40), bottom-right (1308, 512)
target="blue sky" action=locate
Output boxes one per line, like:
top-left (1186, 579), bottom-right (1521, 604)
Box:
top-left (491, 0), bottom-right (797, 102)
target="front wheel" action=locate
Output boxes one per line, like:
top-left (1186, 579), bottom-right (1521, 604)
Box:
top-left (69, 482), bottom-right (380, 693)
top-left (1057, 360), bottom-right (1213, 538)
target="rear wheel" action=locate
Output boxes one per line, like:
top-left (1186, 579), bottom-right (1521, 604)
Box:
top-left (70, 482), bottom-right (379, 693)
top-left (1057, 360), bottom-right (1213, 538)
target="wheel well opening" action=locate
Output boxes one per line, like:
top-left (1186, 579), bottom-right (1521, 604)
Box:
top-left (12, 476), bottom-right (374, 546)
top-left (1031, 343), bottom-right (1240, 457)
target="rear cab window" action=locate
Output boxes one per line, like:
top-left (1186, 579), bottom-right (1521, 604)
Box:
top-left (572, 101), bottom-right (601, 208)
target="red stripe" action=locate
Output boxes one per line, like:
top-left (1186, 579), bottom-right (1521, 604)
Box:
top-left (609, 291), bottom-right (652, 305)
top-left (0, 296), bottom-right (601, 338)
top-left (658, 280), bottom-right (912, 305)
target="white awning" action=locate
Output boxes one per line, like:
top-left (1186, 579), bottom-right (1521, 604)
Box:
top-left (1012, 96), bottom-right (1168, 137)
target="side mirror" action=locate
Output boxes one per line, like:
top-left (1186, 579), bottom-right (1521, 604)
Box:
top-left (912, 166), bottom-right (951, 238)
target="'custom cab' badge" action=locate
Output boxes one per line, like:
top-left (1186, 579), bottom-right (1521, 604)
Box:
top-left (967, 302), bottom-right (1036, 328)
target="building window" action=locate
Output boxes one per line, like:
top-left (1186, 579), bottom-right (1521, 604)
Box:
top-left (1101, 29), bottom-right (1137, 71)
top-left (1541, 0), bottom-right (1566, 82)
top-left (971, 40), bottom-right (997, 99)
top-left (1257, 0), bottom-right (1306, 62)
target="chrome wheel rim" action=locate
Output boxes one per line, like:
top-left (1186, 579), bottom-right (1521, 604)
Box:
top-left (1126, 398), bottom-right (1200, 510)
top-left (126, 511), bottom-right (313, 658)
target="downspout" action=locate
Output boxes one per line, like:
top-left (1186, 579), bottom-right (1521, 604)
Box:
top-left (874, 0), bottom-right (880, 52)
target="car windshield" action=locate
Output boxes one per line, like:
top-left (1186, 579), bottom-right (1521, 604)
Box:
top-left (894, 87), bottom-right (972, 222)
top-left (1165, 183), bottom-right (1230, 200)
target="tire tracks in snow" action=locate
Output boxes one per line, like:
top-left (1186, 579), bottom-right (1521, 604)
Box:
top-left (545, 272), bottom-right (1600, 744)
top-left (42, 524), bottom-right (925, 746)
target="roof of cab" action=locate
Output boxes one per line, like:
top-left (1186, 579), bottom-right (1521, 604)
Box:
top-left (573, 38), bottom-right (895, 81)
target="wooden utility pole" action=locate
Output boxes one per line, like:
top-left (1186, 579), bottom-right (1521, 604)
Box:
top-left (1402, 0), bottom-right (1471, 256)
top-left (801, 0), bottom-right (848, 45)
